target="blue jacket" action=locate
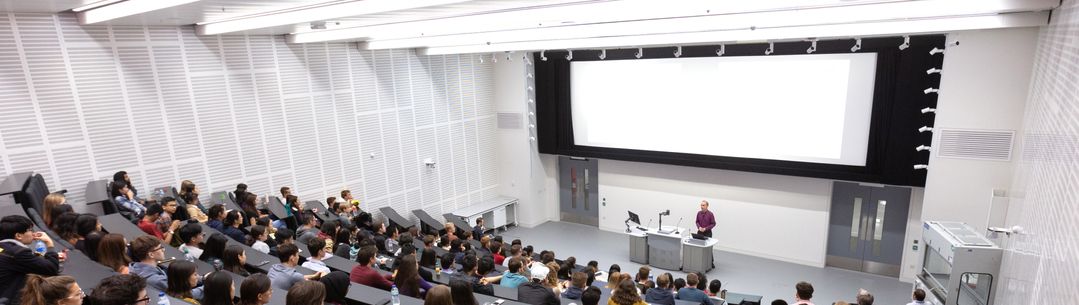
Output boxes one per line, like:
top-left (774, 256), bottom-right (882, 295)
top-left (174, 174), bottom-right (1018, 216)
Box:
top-left (130, 262), bottom-right (168, 292)
top-left (222, 226), bottom-right (247, 243)
top-left (499, 271), bottom-right (529, 288)
top-left (646, 288), bottom-right (676, 305)
top-left (562, 286), bottom-right (585, 299)
top-left (676, 288), bottom-right (714, 305)
top-left (207, 219), bottom-right (224, 231)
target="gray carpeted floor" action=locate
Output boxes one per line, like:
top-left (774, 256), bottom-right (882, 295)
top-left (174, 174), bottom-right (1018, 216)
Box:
top-left (495, 221), bottom-right (914, 304)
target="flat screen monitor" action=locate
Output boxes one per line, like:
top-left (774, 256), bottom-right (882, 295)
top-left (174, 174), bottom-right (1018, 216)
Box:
top-left (627, 211), bottom-right (641, 225)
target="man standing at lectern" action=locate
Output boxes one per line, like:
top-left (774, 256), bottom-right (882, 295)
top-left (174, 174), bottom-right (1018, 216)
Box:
top-left (696, 200), bottom-right (715, 237)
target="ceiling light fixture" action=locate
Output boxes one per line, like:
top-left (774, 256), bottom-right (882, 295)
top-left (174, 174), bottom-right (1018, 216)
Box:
top-left (78, 0), bottom-right (200, 24)
top-left (418, 12), bottom-right (1047, 55)
top-left (71, 0), bottom-right (125, 12)
top-left (198, 0), bottom-right (470, 36)
top-left (302, 0), bottom-right (1053, 47)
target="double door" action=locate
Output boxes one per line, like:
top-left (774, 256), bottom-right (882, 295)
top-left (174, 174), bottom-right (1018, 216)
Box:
top-left (826, 182), bottom-right (911, 277)
top-left (558, 156), bottom-right (598, 226)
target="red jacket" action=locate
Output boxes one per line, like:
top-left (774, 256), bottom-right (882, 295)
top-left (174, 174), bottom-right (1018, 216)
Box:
top-left (350, 264), bottom-right (394, 291)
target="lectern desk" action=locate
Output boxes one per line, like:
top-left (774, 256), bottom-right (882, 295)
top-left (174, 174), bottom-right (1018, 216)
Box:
top-left (645, 226), bottom-right (683, 271)
top-left (682, 237), bottom-right (718, 273)
top-left (628, 228), bottom-right (648, 264)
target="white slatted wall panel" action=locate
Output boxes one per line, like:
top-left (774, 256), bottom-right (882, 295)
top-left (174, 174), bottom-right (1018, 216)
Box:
top-left (0, 13), bottom-right (499, 219)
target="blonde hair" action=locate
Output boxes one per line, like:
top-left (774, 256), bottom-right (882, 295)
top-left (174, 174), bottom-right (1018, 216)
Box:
top-left (42, 193), bottom-right (65, 226)
top-left (545, 262), bottom-right (560, 287)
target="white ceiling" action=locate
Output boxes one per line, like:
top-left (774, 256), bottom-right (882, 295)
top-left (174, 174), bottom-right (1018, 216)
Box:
top-left (0, 0), bottom-right (1059, 54)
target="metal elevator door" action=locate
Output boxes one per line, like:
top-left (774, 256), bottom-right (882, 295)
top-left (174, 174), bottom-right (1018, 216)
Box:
top-left (826, 181), bottom-right (911, 277)
top-left (558, 156), bottom-right (598, 226)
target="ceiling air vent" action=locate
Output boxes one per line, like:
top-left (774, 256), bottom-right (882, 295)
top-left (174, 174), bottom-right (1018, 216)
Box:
top-left (937, 129), bottom-right (1014, 161)
top-left (497, 112), bottom-right (523, 129)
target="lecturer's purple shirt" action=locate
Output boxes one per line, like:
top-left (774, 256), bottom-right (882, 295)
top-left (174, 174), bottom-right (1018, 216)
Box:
top-left (696, 210), bottom-right (715, 231)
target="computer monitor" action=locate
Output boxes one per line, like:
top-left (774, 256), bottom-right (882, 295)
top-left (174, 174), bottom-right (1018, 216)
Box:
top-left (627, 211), bottom-right (641, 225)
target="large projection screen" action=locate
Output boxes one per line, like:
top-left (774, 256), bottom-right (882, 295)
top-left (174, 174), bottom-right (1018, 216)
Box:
top-left (570, 53), bottom-right (878, 166)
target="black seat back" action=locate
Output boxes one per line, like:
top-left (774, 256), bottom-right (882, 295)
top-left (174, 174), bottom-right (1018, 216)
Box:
top-left (14, 174), bottom-right (51, 214)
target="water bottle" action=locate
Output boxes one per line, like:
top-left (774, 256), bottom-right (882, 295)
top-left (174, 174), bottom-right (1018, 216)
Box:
top-left (435, 258), bottom-right (442, 276)
top-left (390, 285), bottom-right (401, 305)
top-left (156, 292), bottom-right (170, 305)
top-left (31, 240), bottom-right (46, 255)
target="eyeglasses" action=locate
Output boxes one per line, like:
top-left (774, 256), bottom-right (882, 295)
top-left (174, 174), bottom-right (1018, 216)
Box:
top-left (153, 246), bottom-right (165, 252)
top-left (67, 290), bottom-right (86, 299)
top-left (132, 297), bottom-right (150, 305)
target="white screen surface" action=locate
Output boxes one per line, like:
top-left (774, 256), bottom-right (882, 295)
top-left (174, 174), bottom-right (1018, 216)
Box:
top-left (570, 53), bottom-right (877, 166)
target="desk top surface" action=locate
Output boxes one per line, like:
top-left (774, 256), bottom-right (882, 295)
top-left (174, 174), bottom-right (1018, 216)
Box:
top-left (0, 172), bottom-right (31, 195)
top-left (453, 196), bottom-right (517, 216)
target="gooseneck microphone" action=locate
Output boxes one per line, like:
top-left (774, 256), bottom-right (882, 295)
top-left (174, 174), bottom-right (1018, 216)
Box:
top-left (672, 217), bottom-right (683, 234)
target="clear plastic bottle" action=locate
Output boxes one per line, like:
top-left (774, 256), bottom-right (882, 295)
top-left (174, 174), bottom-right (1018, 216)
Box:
top-left (31, 240), bottom-right (46, 255)
top-left (435, 258), bottom-right (442, 276)
top-left (390, 285), bottom-right (401, 305)
top-left (156, 292), bottom-right (170, 305)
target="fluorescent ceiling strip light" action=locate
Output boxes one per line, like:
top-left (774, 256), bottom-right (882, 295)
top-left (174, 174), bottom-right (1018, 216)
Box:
top-left (197, 0), bottom-right (473, 35)
top-left (419, 12), bottom-right (1048, 55)
top-left (361, 1), bottom-right (1052, 50)
top-left (70, 0), bottom-right (126, 12)
top-left (286, 0), bottom-right (883, 43)
top-left (289, 0), bottom-right (1055, 45)
top-left (77, 0), bottom-right (200, 24)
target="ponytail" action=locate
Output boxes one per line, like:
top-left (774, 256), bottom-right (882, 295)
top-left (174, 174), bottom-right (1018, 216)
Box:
top-left (20, 274), bottom-right (75, 305)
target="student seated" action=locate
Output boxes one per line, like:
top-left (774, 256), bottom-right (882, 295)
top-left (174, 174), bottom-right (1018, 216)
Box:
top-left (180, 180), bottom-right (209, 222)
top-left (166, 260), bottom-right (205, 302)
top-left (138, 203), bottom-right (181, 244)
top-left (18, 274), bottom-right (82, 305)
top-left (206, 204), bottom-right (226, 231)
top-left (88, 274), bottom-right (147, 305)
top-left (112, 180), bottom-right (146, 217)
top-left (128, 236), bottom-right (169, 291)
top-left (286, 281), bottom-right (326, 305)
top-left (562, 272), bottom-right (589, 300)
top-left (320, 271), bottom-right (351, 305)
top-left (708, 279), bottom-right (725, 303)
top-left (496, 257), bottom-right (529, 288)
top-left (394, 254), bottom-right (433, 298)
top-left (423, 285), bottom-right (453, 305)
top-left (440, 252), bottom-right (458, 275)
top-left (97, 233), bottom-right (131, 274)
top-left (222, 210), bottom-right (248, 242)
top-left (295, 212), bottom-right (321, 246)
top-left (301, 238), bottom-right (331, 274)
top-left (581, 287), bottom-right (602, 305)
top-left (676, 273), bottom-right (713, 305)
top-left (268, 243), bottom-right (324, 290)
top-left (349, 245), bottom-right (394, 290)
top-left (178, 222), bottom-right (205, 261)
top-left (0, 215), bottom-right (60, 305)
top-left (249, 225), bottom-right (271, 254)
top-left (202, 271), bottom-right (235, 305)
top-left (273, 227), bottom-right (295, 257)
top-left (459, 255), bottom-right (493, 296)
top-left (41, 193), bottom-right (67, 228)
top-left (645, 274), bottom-right (675, 305)
top-left (223, 245), bottom-right (251, 276)
top-left (609, 279), bottom-right (649, 305)
top-left (516, 263), bottom-right (558, 305)
top-left (238, 274), bottom-right (273, 305)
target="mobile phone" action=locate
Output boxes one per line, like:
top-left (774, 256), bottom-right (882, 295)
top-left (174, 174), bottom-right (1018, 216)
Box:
top-left (493, 299), bottom-right (505, 305)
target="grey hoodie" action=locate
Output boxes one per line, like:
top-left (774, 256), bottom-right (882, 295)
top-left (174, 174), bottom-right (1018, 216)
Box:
top-left (268, 263), bottom-right (305, 290)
